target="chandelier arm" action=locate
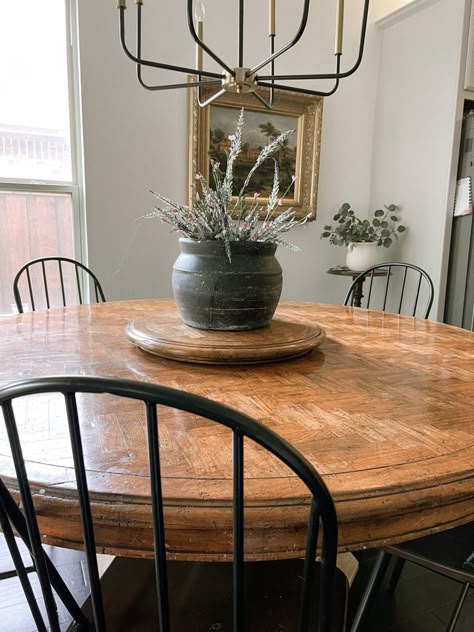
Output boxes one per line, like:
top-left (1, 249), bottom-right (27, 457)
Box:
top-left (239, 0), bottom-right (244, 67)
top-left (247, 0), bottom-right (310, 77)
top-left (134, 7), bottom-right (221, 92)
top-left (256, 79), bottom-right (340, 98)
top-left (269, 35), bottom-right (275, 107)
top-left (303, 54), bottom-right (342, 98)
top-left (257, 0), bottom-right (370, 82)
top-left (197, 88), bottom-right (228, 108)
top-left (196, 72), bottom-right (213, 106)
top-left (324, 55), bottom-right (342, 97)
top-left (251, 91), bottom-right (272, 110)
top-left (322, 78), bottom-right (340, 97)
top-left (186, 0), bottom-right (235, 76)
top-left (118, 7), bottom-right (222, 80)
top-left (137, 74), bottom-right (222, 92)
top-left (299, 55), bottom-right (342, 98)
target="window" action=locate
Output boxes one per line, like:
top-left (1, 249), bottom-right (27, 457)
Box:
top-left (0, 0), bottom-right (81, 314)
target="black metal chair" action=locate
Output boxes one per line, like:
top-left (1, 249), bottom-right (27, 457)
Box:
top-left (349, 305), bottom-right (473, 631)
top-left (350, 523), bottom-right (474, 632)
top-left (0, 478), bottom-right (86, 632)
top-left (343, 262), bottom-right (435, 319)
top-left (13, 256), bottom-right (106, 313)
top-left (0, 376), bottom-right (348, 631)
top-left (3, 257), bottom-right (104, 613)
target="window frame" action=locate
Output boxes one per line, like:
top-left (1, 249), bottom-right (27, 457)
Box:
top-left (0, 0), bottom-right (86, 267)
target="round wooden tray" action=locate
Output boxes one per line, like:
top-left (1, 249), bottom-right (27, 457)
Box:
top-left (125, 304), bottom-right (325, 365)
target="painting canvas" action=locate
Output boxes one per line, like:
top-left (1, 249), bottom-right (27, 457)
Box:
top-left (188, 85), bottom-right (323, 219)
top-left (209, 107), bottom-right (299, 200)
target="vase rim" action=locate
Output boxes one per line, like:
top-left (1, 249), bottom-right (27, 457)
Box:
top-left (348, 241), bottom-right (379, 246)
top-left (177, 237), bottom-right (278, 254)
top-left (178, 237), bottom-right (277, 245)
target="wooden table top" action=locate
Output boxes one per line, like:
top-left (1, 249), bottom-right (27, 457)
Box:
top-left (0, 299), bottom-right (473, 561)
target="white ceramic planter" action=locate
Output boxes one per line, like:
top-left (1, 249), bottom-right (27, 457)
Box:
top-left (346, 242), bottom-right (387, 271)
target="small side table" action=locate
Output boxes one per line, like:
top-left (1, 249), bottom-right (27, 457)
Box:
top-left (327, 266), bottom-right (388, 308)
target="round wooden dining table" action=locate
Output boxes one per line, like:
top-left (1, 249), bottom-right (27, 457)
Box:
top-left (0, 299), bottom-right (472, 561)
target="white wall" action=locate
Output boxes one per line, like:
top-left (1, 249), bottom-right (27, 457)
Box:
top-left (370, 0), bottom-right (468, 318)
top-left (373, 0), bottom-right (414, 20)
top-left (76, 0), bottom-right (380, 306)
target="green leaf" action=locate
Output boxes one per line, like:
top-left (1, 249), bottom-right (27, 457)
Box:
top-left (333, 214), bottom-right (340, 220)
top-left (372, 218), bottom-right (380, 226)
top-left (340, 203), bottom-right (351, 212)
top-left (383, 237), bottom-right (393, 247)
top-left (324, 225), bottom-right (332, 230)
top-left (380, 221), bottom-right (388, 228)
top-left (374, 209), bottom-right (384, 217)
top-left (321, 232), bottom-right (330, 238)
top-left (390, 215), bottom-right (399, 222)
top-left (381, 229), bottom-right (390, 237)
top-left (397, 225), bottom-right (406, 232)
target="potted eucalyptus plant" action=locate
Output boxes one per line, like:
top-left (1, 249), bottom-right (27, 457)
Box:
top-left (144, 109), bottom-right (310, 331)
top-left (321, 202), bottom-right (406, 270)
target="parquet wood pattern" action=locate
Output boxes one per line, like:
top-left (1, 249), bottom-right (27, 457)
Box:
top-left (0, 300), bottom-right (472, 561)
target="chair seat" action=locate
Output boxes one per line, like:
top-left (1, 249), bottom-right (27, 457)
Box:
top-left (83, 557), bottom-right (349, 631)
top-left (385, 522), bottom-right (474, 584)
top-left (337, 552), bottom-right (359, 586)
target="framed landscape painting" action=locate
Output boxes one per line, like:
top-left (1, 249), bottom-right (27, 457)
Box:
top-left (188, 86), bottom-right (323, 219)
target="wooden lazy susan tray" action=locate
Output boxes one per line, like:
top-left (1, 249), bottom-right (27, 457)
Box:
top-left (126, 304), bottom-right (325, 365)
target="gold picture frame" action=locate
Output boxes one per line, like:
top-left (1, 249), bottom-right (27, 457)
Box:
top-left (187, 85), bottom-right (323, 219)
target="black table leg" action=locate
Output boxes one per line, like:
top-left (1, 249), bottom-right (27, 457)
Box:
top-left (351, 277), bottom-right (365, 308)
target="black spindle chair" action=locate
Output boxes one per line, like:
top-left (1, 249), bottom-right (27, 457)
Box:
top-left (350, 309), bottom-right (474, 632)
top-left (0, 376), bottom-right (348, 631)
top-left (13, 256), bottom-right (106, 313)
top-left (350, 523), bottom-right (474, 632)
top-left (343, 262), bottom-right (434, 319)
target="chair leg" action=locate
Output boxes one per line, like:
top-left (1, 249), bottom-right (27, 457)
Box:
top-left (446, 582), bottom-right (470, 632)
top-left (0, 480), bottom-right (89, 627)
top-left (349, 551), bottom-right (392, 632)
top-left (0, 499), bottom-right (48, 632)
top-left (388, 556), bottom-right (405, 592)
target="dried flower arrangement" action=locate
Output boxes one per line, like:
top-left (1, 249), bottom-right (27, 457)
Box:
top-left (144, 109), bottom-right (310, 260)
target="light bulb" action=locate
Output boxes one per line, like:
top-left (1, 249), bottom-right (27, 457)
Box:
top-left (194, 0), bottom-right (205, 23)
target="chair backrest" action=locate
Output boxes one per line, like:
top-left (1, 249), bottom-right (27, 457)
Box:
top-left (343, 262), bottom-right (435, 319)
top-left (13, 256), bottom-right (106, 313)
top-left (0, 376), bottom-right (339, 632)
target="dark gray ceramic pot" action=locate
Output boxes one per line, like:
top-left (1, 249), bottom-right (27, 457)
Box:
top-left (172, 238), bottom-right (283, 331)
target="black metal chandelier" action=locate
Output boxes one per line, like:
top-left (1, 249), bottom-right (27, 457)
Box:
top-left (116, 0), bottom-right (370, 108)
